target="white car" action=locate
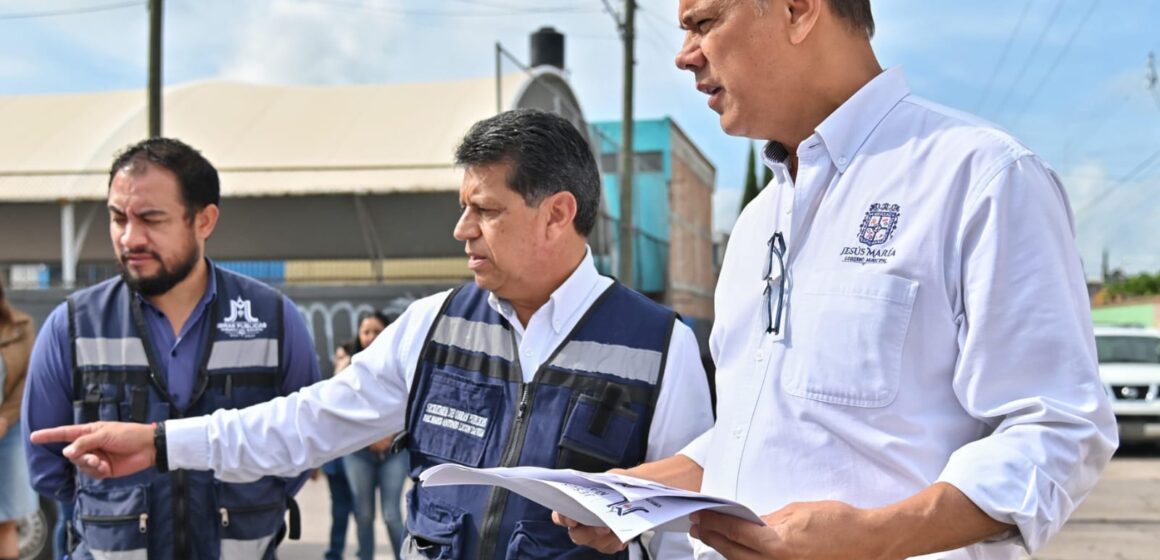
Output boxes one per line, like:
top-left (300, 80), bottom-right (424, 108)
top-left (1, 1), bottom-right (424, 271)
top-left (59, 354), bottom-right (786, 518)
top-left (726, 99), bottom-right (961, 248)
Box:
top-left (1094, 325), bottom-right (1160, 443)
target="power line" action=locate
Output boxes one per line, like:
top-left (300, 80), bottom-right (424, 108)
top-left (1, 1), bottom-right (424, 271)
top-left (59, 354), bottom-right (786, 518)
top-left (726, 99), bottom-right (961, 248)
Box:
top-left (1075, 146), bottom-right (1160, 219)
top-left (636, 8), bottom-right (677, 58)
top-left (975, 0), bottom-right (1031, 112)
top-left (992, 0), bottom-right (1065, 119)
top-left (0, 0), bottom-right (141, 20)
top-left (299, 0), bottom-right (601, 17)
top-left (447, 0), bottom-right (584, 11)
top-left (1011, 0), bottom-right (1101, 128)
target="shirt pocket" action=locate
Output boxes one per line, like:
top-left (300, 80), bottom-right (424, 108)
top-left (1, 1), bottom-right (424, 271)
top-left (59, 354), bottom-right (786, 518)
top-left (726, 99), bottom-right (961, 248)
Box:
top-left (410, 370), bottom-right (502, 467)
top-left (782, 271), bottom-right (918, 408)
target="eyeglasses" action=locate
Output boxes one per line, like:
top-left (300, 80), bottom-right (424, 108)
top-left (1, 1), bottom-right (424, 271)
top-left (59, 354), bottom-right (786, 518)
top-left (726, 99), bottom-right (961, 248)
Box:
top-left (763, 232), bottom-right (787, 334)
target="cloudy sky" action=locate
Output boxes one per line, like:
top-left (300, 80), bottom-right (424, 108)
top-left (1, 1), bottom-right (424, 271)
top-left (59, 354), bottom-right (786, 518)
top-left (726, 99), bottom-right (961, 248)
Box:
top-left (1, 0), bottom-right (1158, 278)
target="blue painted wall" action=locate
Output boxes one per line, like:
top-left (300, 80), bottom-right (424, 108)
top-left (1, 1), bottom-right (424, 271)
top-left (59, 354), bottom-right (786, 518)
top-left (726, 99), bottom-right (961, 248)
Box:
top-left (591, 118), bottom-right (673, 294)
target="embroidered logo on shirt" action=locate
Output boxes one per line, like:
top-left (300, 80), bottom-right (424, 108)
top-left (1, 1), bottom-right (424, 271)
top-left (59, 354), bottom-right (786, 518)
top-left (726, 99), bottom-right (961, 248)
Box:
top-left (840, 203), bottom-right (900, 264)
top-left (217, 297), bottom-right (268, 338)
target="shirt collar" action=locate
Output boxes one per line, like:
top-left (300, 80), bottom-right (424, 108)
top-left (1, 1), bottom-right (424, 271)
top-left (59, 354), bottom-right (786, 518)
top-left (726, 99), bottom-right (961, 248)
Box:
top-left (814, 66), bottom-right (910, 173)
top-left (761, 67), bottom-right (910, 173)
top-left (488, 246), bottom-right (601, 334)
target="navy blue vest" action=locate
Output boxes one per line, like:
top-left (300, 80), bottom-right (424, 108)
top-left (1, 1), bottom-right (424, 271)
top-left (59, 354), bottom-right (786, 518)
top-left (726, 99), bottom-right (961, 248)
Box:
top-left (404, 282), bottom-right (675, 559)
top-left (68, 267), bottom-right (291, 560)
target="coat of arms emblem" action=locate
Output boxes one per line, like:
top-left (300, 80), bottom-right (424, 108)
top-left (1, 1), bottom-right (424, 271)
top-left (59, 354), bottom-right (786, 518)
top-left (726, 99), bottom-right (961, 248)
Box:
top-left (858, 203), bottom-right (900, 247)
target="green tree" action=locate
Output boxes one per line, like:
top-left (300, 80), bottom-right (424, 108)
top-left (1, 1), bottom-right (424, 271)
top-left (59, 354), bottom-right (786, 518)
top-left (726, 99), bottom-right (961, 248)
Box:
top-left (741, 142), bottom-right (760, 208)
top-left (761, 155), bottom-right (772, 190)
top-left (1106, 271), bottom-right (1160, 298)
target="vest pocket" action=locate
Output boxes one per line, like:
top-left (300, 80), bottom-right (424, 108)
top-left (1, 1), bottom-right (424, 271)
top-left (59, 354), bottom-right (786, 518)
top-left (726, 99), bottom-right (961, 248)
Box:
top-left (411, 370), bottom-right (501, 467)
top-left (75, 484), bottom-right (149, 559)
top-left (557, 393), bottom-right (641, 472)
top-left (505, 519), bottom-right (625, 559)
top-left (215, 478), bottom-right (286, 560)
top-left (403, 495), bottom-right (467, 559)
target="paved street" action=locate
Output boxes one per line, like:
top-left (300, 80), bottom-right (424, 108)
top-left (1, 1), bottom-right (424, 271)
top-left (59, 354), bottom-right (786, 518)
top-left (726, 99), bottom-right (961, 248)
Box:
top-left (279, 447), bottom-right (1159, 560)
top-left (280, 475), bottom-right (403, 560)
top-left (1029, 444), bottom-right (1160, 560)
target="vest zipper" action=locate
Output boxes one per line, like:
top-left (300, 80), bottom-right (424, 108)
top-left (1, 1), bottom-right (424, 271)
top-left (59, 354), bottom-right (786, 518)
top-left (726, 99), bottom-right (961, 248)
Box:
top-left (173, 469), bottom-right (190, 560)
top-left (477, 380), bottom-right (536, 558)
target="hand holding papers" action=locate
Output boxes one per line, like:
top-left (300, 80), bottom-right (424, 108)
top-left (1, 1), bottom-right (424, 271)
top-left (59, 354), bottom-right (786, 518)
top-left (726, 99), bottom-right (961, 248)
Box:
top-left (419, 464), bottom-right (764, 543)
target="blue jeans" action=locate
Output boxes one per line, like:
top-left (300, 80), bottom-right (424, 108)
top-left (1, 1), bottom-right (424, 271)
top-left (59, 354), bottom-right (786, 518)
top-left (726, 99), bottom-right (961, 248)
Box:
top-left (55, 500), bottom-right (73, 559)
top-left (343, 449), bottom-right (409, 560)
top-left (323, 459), bottom-right (354, 560)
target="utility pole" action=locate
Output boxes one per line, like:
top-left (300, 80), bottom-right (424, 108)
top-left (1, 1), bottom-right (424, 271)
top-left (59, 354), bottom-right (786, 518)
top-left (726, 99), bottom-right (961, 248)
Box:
top-left (615, 0), bottom-right (636, 287)
top-left (148, 0), bottom-right (163, 137)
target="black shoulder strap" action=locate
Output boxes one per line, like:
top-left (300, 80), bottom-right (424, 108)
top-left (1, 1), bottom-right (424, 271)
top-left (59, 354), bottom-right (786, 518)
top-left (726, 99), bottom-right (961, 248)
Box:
top-left (67, 297), bottom-right (81, 403)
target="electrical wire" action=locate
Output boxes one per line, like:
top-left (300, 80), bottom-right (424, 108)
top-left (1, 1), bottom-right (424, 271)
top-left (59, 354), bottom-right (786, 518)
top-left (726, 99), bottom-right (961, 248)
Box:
top-left (1011, 0), bottom-right (1102, 128)
top-left (992, 0), bottom-right (1065, 119)
top-left (298, 0), bottom-right (602, 18)
top-left (975, 0), bottom-right (1031, 112)
top-left (0, 0), bottom-right (141, 20)
top-left (1074, 146), bottom-right (1160, 220)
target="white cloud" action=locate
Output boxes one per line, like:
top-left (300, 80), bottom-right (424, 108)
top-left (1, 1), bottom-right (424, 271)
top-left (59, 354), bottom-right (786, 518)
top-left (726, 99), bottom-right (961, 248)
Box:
top-left (713, 186), bottom-right (741, 234)
top-left (1066, 158), bottom-right (1160, 277)
top-left (217, 1), bottom-right (406, 85)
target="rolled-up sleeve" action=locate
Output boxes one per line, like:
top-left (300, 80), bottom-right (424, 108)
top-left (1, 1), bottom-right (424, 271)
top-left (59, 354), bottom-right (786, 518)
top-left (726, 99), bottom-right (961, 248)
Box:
top-left (936, 155), bottom-right (1118, 552)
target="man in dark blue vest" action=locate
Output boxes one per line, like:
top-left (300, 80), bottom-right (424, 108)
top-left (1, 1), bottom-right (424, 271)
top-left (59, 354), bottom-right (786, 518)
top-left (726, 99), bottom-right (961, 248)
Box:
top-left (22, 138), bottom-right (321, 559)
top-left (32, 110), bottom-right (715, 559)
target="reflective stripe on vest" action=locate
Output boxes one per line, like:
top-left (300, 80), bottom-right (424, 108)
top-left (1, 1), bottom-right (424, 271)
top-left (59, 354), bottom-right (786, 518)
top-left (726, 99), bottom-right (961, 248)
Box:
top-left (74, 337), bottom-right (149, 368)
top-left (405, 281), bottom-right (675, 560)
top-left (68, 267), bottom-right (290, 560)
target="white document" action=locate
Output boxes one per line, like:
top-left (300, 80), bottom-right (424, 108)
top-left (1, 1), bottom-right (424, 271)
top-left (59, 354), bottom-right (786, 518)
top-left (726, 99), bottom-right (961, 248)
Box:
top-left (419, 464), bottom-right (764, 542)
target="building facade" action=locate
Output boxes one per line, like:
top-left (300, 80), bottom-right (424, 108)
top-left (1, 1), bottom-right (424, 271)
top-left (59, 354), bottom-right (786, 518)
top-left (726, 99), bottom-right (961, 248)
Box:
top-left (591, 118), bottom-right (717, 326)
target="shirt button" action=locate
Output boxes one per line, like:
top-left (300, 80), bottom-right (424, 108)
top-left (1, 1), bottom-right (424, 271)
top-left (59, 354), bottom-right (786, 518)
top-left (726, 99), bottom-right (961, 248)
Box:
top-left (785, 207), bottom-right (792, 215)
top-left (838, 156), bottom-right (848, 165)
top-left (732, 426), bottom-right (744, 438)
top-left (755, 350), bottom-right (764, 362)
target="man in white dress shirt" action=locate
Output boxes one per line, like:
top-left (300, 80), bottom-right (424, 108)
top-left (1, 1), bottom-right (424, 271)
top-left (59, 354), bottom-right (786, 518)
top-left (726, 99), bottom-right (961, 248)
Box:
top-left (557, 0), bottom-right (1117, 558)
top-left (31, 109), bottom-right (714, 559)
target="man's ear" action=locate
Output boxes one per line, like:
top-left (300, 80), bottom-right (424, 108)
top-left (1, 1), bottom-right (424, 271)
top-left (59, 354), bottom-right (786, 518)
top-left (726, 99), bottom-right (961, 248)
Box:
top-left (195, 204), bottom-right (220, 241)
top-left (543, 191), bottom-right (579, 239)
top-left (784, 0), bottom-right (821, 45)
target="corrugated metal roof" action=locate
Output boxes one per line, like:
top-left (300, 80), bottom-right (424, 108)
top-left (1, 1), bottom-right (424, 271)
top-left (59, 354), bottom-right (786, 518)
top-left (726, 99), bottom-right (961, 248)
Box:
top-left (0, 72), bottom-right (534, 201)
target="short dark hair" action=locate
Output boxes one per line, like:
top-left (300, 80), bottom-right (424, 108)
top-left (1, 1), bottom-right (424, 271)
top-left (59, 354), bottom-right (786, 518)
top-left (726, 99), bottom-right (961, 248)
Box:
top-left (756, 0), bottom-right (874, 39)
top-left (826, 0), bottom-right (874, 38)
top-left (454, 109), bottom-right (601, 237)
top-left (108, 137), bottom-right (220, 221)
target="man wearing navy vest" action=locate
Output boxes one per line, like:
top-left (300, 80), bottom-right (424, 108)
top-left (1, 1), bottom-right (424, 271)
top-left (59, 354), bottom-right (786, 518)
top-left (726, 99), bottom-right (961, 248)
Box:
top-left (32, 110), bottom-right (715, 559)
top-left (22, 138), bottom-right (321, 559)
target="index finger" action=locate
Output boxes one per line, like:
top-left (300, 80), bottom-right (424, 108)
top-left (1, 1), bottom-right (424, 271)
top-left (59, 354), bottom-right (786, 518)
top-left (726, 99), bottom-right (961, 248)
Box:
top-left (30, 424), bottom-right (99, 445)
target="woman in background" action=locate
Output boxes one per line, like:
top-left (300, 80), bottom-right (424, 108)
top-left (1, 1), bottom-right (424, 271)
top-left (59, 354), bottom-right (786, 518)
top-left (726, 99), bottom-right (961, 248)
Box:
top-left (345, 311), bottom-right (409, 560)
top-left (322, 339), bottom-right (359, 560)
top-left (0, 277), bottom-right (37, 560)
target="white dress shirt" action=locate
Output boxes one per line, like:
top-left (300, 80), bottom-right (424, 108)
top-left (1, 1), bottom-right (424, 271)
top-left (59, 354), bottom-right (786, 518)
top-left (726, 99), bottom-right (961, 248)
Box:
top-left (680, 68), bottom-right (1117, 559)
top-left (167, 249), bottom-right (714, 558)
